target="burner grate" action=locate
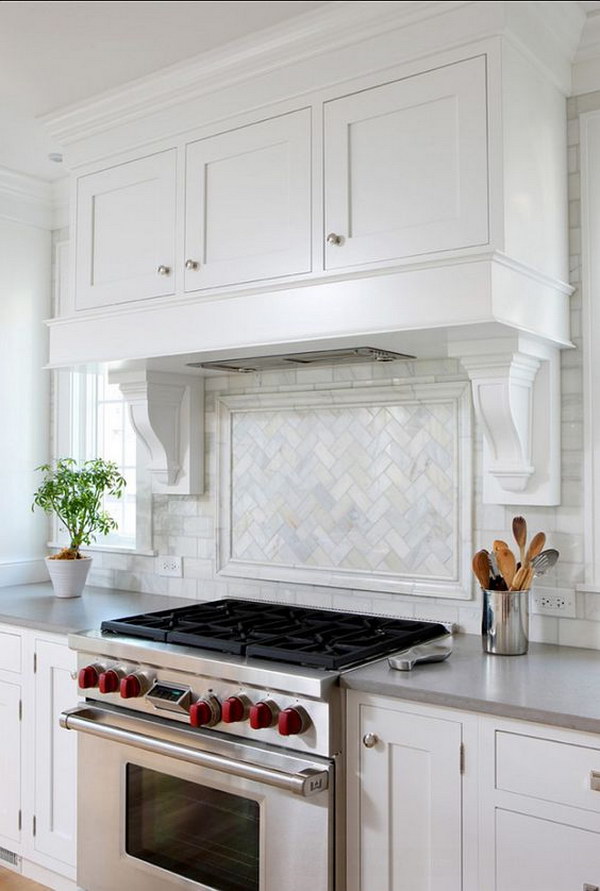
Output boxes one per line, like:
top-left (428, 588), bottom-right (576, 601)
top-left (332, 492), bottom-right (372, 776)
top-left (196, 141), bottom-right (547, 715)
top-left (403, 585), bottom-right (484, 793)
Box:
top-left (101, 600), bottom-right (448, 670)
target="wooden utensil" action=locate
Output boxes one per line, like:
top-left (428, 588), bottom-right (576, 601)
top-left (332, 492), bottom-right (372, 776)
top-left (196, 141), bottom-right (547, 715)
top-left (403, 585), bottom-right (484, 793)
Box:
top-left (525, 531), bottom-right (546, 566)
top-left (492, 539), bottom-right (510, 555)
top-left (512, 516), bottom-right (527, 565)
top-left (496, 546), bottom-right (517, 588)
top-left (510, 564), bottom-right (530, 591)
top-left (472, 549), bottom-right (491, 588)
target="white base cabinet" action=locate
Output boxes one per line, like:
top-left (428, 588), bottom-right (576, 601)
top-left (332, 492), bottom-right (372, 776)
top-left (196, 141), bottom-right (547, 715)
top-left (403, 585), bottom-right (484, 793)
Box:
top-left (0, 623), bottom-right (77, 889)
top-left (346, 692), bottom-right (472, 891)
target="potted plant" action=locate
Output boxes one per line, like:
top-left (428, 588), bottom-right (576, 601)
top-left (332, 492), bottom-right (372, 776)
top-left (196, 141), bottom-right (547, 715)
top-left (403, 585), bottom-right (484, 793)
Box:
top-left (32, 458), bottom-right (126, 598)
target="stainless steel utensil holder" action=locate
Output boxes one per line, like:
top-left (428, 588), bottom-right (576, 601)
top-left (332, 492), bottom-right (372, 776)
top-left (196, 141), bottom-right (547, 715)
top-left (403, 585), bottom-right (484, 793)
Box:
top-left (482, 588), bottom-right (529, 655)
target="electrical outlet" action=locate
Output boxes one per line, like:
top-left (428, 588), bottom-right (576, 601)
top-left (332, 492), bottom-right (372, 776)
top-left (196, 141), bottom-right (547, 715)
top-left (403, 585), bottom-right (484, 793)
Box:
top-left (531, 588), bottom-right (576, 618)
top-left (157, 555), bottom-right (183, 578)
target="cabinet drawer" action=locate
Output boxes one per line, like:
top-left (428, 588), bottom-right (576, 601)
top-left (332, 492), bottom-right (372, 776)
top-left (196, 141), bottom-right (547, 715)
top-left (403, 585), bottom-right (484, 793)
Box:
top-left (0, 629), bottom-right (22, 674)
top-left (496, 730), bottom-right (600, 813)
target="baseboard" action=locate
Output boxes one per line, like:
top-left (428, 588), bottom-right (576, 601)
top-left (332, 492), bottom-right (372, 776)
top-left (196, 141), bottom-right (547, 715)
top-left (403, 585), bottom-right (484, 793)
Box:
top-left (0, 559), bottom-right (48, 588)
top-left (22, 858), bottom-right (78, 890)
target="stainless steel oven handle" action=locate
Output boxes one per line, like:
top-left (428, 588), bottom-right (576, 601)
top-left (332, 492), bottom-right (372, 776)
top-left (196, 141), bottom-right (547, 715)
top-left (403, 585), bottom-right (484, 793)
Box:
top-left (60, 707), bottom-right (328, 798)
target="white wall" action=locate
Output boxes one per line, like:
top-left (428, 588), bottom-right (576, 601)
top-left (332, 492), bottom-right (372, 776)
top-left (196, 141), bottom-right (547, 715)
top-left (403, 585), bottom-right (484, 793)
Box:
top-left (0, 216), bottom-right (51, 585)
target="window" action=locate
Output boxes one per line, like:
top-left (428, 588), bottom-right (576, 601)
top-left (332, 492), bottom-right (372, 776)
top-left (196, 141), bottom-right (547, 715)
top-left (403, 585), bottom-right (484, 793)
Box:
top-left (53, 365), bottom-right (152, 554)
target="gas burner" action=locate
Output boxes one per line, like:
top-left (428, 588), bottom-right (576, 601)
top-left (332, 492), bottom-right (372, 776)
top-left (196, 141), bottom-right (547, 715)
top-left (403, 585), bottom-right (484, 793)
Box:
top-left (101, 599), bottom-right (448, 670)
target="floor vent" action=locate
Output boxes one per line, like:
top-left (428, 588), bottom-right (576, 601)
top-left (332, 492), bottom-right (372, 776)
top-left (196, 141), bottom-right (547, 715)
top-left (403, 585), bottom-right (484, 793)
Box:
top-left (0, 846), bottom-right (20, 868)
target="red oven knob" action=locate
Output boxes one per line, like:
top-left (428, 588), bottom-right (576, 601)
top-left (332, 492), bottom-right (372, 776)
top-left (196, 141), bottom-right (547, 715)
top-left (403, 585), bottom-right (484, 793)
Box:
top-left (120, 675), bottom-right (141, 698)
top-left (78, 665), bottom-right (101, 689)
top-left (98, 669), bottom-right (121, 694)
top-left (222, 695), bottom-right (250, 723)
top-left (189, 696), bottom-right (221, 728)
top-left (249, 701), bottom-right (278, 729)
top-left (278, 706), bottom-right (309, 736)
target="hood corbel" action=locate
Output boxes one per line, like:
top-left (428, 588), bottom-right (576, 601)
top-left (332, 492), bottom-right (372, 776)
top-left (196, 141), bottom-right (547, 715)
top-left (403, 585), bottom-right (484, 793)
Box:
top-left (109, 369), bottom-right (204, 495)
top-left (449, 335), bottom-right (561, 506)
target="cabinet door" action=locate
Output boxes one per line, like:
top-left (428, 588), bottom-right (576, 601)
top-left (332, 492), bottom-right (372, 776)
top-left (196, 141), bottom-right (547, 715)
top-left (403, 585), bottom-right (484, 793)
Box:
top-left (324, 55), bottom-right (488, 269)
top-left (33, 639), bottom-right (77, 868)
top-left (185, 109), bottom-right (311, 290)
top-left (76, 150), bottom-right (177, 310)
top-left (495, 809), bottom-right (600, 891)
top-left (349, 699), bottom-right (462, 891)
top-left (0, 680), bottom-right (21, 845)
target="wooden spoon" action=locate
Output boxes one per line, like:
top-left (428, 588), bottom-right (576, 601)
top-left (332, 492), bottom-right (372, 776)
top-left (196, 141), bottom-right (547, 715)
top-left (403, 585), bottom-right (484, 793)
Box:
top-left (495, 546), bottom-right (517, 588)
top-left (525, 531), bottom-right (546, 566)
top-left (510, 564), bottom-right (529, 591)
top-left (472, 550), bottom-right (492, 588)
top-left (493, 539), bottom-right (510, 555)
top-left (512, 516), bottom-right (527, 565)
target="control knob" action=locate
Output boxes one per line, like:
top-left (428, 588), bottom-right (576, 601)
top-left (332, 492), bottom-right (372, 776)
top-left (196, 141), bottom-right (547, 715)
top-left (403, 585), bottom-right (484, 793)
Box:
top-left (249, 700), bottom-right (278, 730)
top-left (189, 695), bottom-right (221, 728)
top-left (278, 706), bottom-right (310, 736)
top-left (78, 662), bottom-right (106, 689)
top-left (120, 671), bottom-right (152, 699)
top-left (98, 667), bottom-right (126, 694)
top-left (221, 695), bottom-right (251, 723)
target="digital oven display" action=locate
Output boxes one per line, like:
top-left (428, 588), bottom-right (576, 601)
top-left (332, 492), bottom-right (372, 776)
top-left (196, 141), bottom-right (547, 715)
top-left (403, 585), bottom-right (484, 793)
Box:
top-left (146, 682), bottom-right (191, 713)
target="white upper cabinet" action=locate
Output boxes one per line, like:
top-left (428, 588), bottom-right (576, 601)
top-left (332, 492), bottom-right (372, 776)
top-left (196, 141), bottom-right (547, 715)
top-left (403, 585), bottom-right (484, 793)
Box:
top-left (184, 109), bottom-right (312, 290)
top-left (75, 150), bottom-right (177, 310)
top-left (324, 55), bottom-right (489, 269)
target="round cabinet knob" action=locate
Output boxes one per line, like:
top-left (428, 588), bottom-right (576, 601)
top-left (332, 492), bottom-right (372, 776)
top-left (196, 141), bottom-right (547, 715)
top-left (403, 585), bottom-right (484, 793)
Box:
top-left (222, 695), bottom-right (250, 724)
top-left (156, 264), bottom-right (171, 275)
top-left (278, 706), bottom-right (309, 737)
top-left (249, 701), bottom-right (278, 730)
top-left (98, 669), bottom-right (122, 694)
top-left (362, 732), bottom-right (379, 748)
top-left (189, 696), bottom-right (221, 728)
top-left (185, 259), bottom-right (199, 270)
top-left (326, 232), bottom-right (344, 246)
top-left (78, 664), bottom-right (102, 689)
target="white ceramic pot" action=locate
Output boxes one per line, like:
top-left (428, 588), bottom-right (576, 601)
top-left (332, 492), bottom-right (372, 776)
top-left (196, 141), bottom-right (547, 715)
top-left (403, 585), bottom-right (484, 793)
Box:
top-left (45, 555), bottom-right (92, 599)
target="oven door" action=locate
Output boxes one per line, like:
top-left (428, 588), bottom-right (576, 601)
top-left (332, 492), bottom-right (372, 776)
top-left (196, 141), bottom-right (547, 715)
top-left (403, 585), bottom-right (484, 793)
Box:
top-left (61, 704), bottom-right (335, 891)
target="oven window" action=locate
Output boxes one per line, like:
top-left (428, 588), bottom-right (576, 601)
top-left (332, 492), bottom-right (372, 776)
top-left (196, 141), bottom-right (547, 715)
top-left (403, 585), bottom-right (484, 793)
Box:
top-left (126, 764), bottom-right (260, 891)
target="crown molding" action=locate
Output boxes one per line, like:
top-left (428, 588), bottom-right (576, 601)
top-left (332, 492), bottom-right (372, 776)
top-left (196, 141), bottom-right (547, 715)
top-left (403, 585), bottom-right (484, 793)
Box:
top-left (0, 167), bottom-right (68, 229)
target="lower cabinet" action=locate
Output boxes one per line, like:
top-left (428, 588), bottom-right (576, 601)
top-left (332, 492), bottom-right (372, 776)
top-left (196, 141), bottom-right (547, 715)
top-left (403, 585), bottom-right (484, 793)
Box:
top-left (347, 692), bottom-right (600, 891)
top-left (346, 692), bottom-right (467, 891)
top-left (0, 623), bottom-right (77, 889)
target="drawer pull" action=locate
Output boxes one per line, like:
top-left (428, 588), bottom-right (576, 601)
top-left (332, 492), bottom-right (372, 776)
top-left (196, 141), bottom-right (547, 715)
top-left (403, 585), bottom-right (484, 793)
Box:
top-left (362, 732), bottom-right (379, 749)
top-left (590, 771), bottom-right (600, 792)
top-left (583, 884), bottom-right (599, 890)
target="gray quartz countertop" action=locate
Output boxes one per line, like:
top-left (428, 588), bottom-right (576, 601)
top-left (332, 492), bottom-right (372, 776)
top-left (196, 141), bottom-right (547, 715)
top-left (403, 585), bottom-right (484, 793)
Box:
top-left (0, 582), bottom-right (194, 635)
top-left (342, 633), bottom-right (600, 734)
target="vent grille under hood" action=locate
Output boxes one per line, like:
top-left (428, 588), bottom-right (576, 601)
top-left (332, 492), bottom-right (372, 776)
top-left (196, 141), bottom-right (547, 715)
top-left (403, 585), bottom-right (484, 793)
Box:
top-left (187, 347), bottom-right (415, 373)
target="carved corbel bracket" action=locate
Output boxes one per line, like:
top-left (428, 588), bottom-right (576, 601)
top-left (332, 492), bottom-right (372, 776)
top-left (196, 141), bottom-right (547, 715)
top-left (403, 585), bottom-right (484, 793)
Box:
top-left (449, 336), bottom-right (561, 505)
top-left (109, 369), bottom-right (204, 495)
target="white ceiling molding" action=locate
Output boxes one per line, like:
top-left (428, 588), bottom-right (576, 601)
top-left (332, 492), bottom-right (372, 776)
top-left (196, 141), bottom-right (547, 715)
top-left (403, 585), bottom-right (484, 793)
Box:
top-left (42, 0), bottom-right (583, 151)
top-left (573, 11), bottom-right (600, 94)
top-left (0, 167), bottom-right (68, 230)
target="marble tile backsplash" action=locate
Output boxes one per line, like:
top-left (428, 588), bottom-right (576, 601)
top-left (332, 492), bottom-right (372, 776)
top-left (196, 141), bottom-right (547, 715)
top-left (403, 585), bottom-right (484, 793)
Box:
top-left (85, 95), bottom-right (597, 648)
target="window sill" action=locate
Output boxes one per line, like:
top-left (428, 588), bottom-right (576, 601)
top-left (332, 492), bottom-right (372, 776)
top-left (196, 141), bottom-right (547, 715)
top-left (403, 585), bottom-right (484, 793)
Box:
top-left (47, 541), bottom-right (157, 558)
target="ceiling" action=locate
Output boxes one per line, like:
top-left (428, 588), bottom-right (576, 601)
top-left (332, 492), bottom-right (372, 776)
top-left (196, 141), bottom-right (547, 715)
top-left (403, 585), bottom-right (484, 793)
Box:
top-left (0, 0), bottom-right (329, 181)
top-left (0, 0), bottom-right (596, 184)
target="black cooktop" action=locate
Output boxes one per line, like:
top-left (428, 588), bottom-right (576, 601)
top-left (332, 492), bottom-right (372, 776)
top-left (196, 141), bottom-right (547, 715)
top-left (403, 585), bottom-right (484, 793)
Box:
top-left (100, 599), bottom-right (448, 671)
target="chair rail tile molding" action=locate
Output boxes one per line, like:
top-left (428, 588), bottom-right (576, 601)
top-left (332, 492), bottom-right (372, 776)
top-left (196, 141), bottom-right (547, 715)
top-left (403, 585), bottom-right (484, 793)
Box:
top-left (216, 382), bottom-right (473, 599)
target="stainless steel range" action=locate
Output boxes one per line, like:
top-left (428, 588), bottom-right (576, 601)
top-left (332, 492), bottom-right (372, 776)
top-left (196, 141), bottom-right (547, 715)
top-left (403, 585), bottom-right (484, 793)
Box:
top-left (62, 599), bottom-right (450, 891)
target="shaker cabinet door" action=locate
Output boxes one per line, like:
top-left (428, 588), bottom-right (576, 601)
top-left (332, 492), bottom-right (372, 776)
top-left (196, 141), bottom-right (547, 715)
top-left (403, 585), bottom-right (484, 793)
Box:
top-left (33, 638), bottom-right (77, 869)
top-left (495, 809), bottom-right (600, 891)
top-left (0, 679), bottom-right (21, 846)
top-left (75, 150), bottom-right (177, 310)
top-left (347, 694), bottom-right (463, 891)
top-left (324, 55), bottom-right (488, 269)
top-left (184, 108), bottom-right (312, 290)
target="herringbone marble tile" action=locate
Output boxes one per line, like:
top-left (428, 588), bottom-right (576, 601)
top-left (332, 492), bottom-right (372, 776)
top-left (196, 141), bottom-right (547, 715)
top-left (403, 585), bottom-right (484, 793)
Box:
top-left (230, 402), bottom-right (457, 580)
